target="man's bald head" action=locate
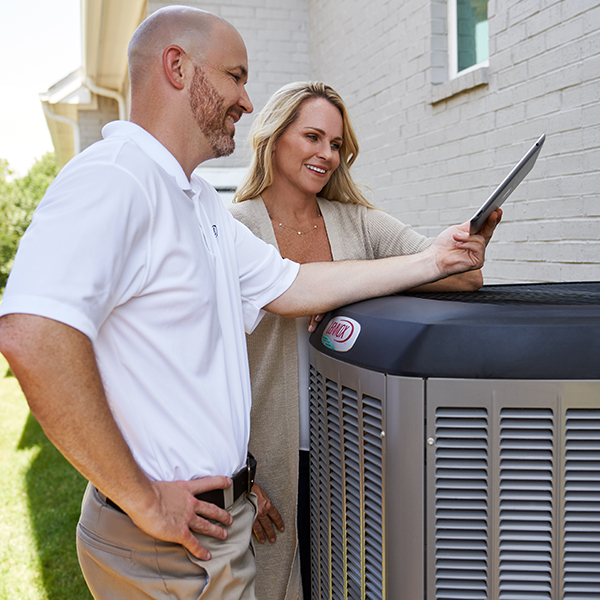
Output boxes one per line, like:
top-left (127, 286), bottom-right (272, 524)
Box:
top-left (126, 6), bottom-right (252, 175)
top-left (128, 6), bottom-right (238, 90)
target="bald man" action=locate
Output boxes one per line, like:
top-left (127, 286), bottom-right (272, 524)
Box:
top-left (0, 5), bottom-right (499, 600)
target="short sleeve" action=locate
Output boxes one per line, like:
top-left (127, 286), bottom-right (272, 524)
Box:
top-left (0, 162), bottom-right (151, 341)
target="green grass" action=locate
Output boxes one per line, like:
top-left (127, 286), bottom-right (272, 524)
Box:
top-left (0, 354), bottom-right (92, 600)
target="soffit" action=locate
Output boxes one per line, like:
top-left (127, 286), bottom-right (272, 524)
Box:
top-left (83, 0), bottom-right (147, 92)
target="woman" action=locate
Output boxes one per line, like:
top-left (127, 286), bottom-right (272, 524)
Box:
top-left (230, 81), bottom-right (492, 600)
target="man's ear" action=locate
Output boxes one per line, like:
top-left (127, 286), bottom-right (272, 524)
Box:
top-left (163, 45), bottom-right (187, 90)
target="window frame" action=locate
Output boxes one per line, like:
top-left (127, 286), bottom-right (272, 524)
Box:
top-left (447, 0), bottom-right (489, 80)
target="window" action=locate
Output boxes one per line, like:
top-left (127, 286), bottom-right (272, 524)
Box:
top-left (448, 0), bottom-right (489, 78)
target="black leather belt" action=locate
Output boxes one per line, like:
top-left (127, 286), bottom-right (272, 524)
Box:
top-left (104, 454), bottom-right (257, 514)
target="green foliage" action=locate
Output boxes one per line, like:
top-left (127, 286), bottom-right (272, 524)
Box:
top-left (0, 153), bottom-right (58, 292)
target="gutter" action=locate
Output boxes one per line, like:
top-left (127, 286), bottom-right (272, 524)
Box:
top-left (41, 102), bottom-right (81, 155)
top-left (85, 77), bottom-right (127, 121)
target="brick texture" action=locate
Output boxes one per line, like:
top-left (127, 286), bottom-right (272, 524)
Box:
top-left (144, 0), bottom-right (599, 283)
top-left (79, 96), bottom-right (119, 153)
top-left (307, 0), bottom-right (600, 283)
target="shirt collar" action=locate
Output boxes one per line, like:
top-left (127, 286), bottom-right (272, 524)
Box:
top-left (102, 121), bottom-right (193, 192)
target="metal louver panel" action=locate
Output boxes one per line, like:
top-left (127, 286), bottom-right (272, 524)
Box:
top-left (309, 359), bottom-right (385, 600)
top-left (342, 387), bottom-right (363, 598)
top-left (327, 379), bottom-right (345, 598)
top-left (499, 408), bottom-right (555, 600)
top-left (427, 380), bottom-right (600, 600)
top-left (563, 408), bottom-right (600, 599)
top-left (309, 366), bottom-right (330, 599)
top-left (363, 395), bottom-right (384, 599)
top-left (434, 407), bottom-right (490, 600)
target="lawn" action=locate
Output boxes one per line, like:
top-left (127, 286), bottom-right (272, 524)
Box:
top-left (0, 353), bottom-right (92, 600)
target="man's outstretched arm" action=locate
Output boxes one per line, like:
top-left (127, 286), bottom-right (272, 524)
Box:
top-left (267, 215), bottom-right (499, 318)
top-left (0, 314), bottom-right (232, 560)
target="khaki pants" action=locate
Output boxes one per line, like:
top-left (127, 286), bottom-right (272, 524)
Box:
top-left (76, 483), bottom-right (258, 600)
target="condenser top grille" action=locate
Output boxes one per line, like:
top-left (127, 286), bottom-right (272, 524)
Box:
top-left (408, 282), bottom-right (600, 306)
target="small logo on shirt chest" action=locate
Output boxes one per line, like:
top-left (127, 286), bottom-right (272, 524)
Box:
top-left (212, 225), bottom-right (218, 238)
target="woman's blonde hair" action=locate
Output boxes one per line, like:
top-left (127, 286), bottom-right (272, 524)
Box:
top-left (233, 81), bottom-right (374, 207)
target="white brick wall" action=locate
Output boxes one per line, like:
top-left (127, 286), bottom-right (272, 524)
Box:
top-left (308, 0), bottom-right (600, 283)
top-left (79, 96), bottom-right (119, 153)
top-left (142, 0), bottom-right (599, 283)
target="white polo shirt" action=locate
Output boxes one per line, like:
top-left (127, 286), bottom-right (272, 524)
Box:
top-left (0, 121), bottom-right (299, 482)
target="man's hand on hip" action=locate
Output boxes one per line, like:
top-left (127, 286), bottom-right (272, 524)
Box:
top-left (128, 477), bottom-right (234, 561)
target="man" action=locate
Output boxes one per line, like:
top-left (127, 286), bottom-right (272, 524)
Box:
top-left (0, 6), bottom-right (500, 600)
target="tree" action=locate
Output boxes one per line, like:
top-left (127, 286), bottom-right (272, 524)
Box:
top-left (0, 153), bottom-right (58, 291)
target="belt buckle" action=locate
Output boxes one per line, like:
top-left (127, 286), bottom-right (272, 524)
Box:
top-left (247, 452), bottom-right (256, 493)
top-left (223, 483), bottom-right (234, 509)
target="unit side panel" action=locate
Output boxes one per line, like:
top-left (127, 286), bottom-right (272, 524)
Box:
top-left (309, 349), bottom-right (387, 599)
top-left (426, 379), bottom-right (600, 600)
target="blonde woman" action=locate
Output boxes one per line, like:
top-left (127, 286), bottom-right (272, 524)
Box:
top-left (230, 81), bottom-right (496, 600)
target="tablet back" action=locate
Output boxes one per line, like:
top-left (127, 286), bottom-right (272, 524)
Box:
top-left (469, 133), bottom-right (546, 234)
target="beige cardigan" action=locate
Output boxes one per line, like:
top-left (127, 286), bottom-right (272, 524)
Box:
top-left (229, 197), bottom-right (431, 600)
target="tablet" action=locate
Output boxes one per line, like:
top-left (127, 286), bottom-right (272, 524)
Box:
top-left (469, 133), bottom-right (546, 234)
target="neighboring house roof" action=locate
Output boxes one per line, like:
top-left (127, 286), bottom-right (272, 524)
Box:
top-left (40, 0), bottom-right (147, 168)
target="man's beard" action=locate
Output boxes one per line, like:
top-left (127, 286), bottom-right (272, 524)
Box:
top-left (189, 66), bottom-right (235, 158)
